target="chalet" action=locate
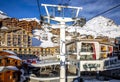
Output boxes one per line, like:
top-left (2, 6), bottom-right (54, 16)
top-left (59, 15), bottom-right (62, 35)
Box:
top-left (51, 28), bottom-right (60, 35)
top-left (0, 50), bottom-right (22, 82)
top-left (2, 18), bottom-right (19, 27)
top-left (0, 18), bottom-right (41, 34)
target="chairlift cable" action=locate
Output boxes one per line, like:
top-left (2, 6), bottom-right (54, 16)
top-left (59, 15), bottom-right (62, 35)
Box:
top-left (37, 0), bottom-right (41, 20)
top-left (89, 3), bottom-right (120, 20)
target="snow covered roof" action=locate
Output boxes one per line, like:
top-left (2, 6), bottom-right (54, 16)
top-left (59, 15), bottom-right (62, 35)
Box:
top-left (0, 50), bottom-right (21, 60)
top-left (7, 55), bottom-right (21, 60)
top-left (3, 50), bottom-right (17, 55)
top-left (6, 66), bottom-right (19, 71)
top-left (0, 10), bottom-right (8, 19)
top-left (0, 66), bottom-right (18, 72)
top-left (0, 66), bottom-right (4, 72)
top-left (1, 26), bottom-right (8, 30)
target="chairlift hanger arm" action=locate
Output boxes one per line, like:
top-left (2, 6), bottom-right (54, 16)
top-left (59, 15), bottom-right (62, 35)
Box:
top-left (44, 5), bottom-right (50, 16)
top-left (41, 4), bottom-right (83, 10)
top-left (76, 9), bottom-right (80, 17)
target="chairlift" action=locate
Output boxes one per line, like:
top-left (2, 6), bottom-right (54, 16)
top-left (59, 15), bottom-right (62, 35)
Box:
top-left (76, 18), bottom-right (86, 27)
top-left (58, 5), bottom-right (62, 12)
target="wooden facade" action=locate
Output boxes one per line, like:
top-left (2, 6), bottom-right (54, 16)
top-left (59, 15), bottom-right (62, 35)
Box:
top-left (0, 51), bottom-right (22, 82)
top-left (51, 28), bottom-right (60, 35)
top-left (0, 46), bottom-right (59, 56)
top-left (1, 18), bottom-right (41, 33)
top-left (0, 70), bottom-right (21, 82)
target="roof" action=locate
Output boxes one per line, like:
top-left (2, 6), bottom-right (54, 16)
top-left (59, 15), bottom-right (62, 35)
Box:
top-left (0, 50), bottom-right (16, 56)
top-left (0, 56), bottom-right (4, 59)
top-left (3, 50), bottom-right (17, 55)
top-left (7, 55), bottom-right (21, 60)
top-left (0, 66), bottom-right (18, 72)
top-left (0, 50), bottom-right (21, 60)
top-left (66, 39), bottom-right (114, 46)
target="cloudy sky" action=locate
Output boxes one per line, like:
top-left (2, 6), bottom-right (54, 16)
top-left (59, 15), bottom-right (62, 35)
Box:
top-left (0, 0), bottom-right (120, 24)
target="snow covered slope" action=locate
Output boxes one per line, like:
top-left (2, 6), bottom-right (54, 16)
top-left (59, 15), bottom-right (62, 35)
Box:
top-left (67, 16), bottom-right (120, 38)
top-left (32, 29), bottom-right (58, 47)
top-left (0, 10), bottom-right (8, 19)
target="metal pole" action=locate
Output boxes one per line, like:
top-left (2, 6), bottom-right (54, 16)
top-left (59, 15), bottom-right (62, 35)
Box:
top-left (60, 22), bottom-right (66, 82)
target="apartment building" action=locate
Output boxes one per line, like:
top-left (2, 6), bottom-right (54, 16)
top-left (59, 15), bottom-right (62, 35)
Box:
top-left (0, 18), bottom-right (60, 57)
top-left (0, 28), bottom-right (32, 47)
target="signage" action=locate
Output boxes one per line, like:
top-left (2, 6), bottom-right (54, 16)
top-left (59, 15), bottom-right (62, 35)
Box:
top-left (83, 63), bottom-right (100, 71)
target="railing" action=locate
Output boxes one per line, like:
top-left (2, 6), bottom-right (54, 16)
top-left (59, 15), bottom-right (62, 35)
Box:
top-left (26, 75), bottom-right (78, 81)
top-left (104, 60), bottom-right (120, 70)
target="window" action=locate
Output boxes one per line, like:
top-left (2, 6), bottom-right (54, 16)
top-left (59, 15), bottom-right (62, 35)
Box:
top-left (67, 43), bottom-right (76, 53)
top-left (0, 59), bottom-right (2, 64)
top-left (14, 49), bottom-right (17, 53)
top-left (6, 58), bottom-right (10, 64)
top-left (80, 55), bottom-right (93, 60)
top-left (81, 43), bottom-right (94, 52)
top-left (101, 45), bottom-right (107, 52)
top-left (12, 72), bottom-right (16, 78)
top-left (104, 60), bottom-right (109, 66)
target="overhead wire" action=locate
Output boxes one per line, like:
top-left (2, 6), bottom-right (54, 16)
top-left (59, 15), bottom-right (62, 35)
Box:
top-left (89, 3), bottom-right (120, 20)
top-left (37, 0), bottom-right (42, 20)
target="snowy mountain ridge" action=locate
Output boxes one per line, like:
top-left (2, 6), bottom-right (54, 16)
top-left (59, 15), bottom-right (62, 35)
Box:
top-left (67, 16), bottom-right (120, 38)
top-left (19, 17), bottom-right (40, 23)
top-left (0, 10), bottom-right (8, 19)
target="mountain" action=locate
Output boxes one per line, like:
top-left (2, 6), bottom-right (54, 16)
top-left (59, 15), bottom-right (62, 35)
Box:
top-left (19, 18), bottom-right (40, 23)
top-left (0, 10), bottom-right (8, 19)
top-left (67, 16), bottom-right (120, 38)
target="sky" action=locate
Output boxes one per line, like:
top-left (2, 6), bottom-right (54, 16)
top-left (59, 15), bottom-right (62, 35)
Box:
top-left (0, 0), bottom-right (120, 25)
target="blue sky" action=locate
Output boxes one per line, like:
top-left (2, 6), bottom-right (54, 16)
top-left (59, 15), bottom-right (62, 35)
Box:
top-left (0, 0), bottom-right (120, 25)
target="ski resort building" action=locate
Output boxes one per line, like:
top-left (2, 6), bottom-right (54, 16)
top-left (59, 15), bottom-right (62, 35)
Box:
top-left (0, 51), bottom-right (22, 82)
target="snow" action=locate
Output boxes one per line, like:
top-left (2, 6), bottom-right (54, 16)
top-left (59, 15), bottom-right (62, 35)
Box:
top-left (0, 10), bottom-right (8, 19)
top-left (0, 66), bottom-right (4, 71)
top-left (32, 28), bottom-right (58, 47)
top-left (6, 66), bottom-right (19, 70)
top-left (3, 50), bottom-right (17, 55)
top-left (1, 26), bottom-right (8, 30)
top-left (19, 17), bottom-right (40, 23)
top-left (40, 32), bottom-right (58, 48)
top-left (67, 16), bottom-right (120, 38)
top-left (0, 10), bottom-right (5, 14)
top-left (0, 66), bottom-right (18, 71)
top-left (7, 55), bottom-right (21, 60)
